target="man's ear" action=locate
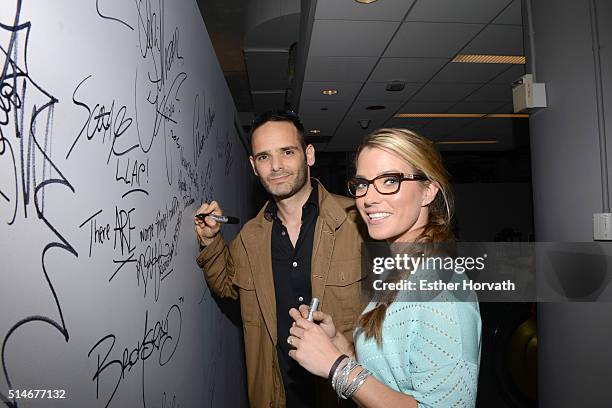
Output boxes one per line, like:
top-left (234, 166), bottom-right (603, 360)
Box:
top-left (249, 156), bottom-right (259, 176)
top-left (422, 182), bottom-right (440, 207)
top-left (305, 144), bottom-right (315, 167)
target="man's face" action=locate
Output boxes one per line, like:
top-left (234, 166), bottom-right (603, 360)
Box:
top-left (249, 121), bottom-right (315, 199)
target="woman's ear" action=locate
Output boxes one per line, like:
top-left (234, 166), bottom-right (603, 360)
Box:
top-left (421, 181), bottom-right (440, 207)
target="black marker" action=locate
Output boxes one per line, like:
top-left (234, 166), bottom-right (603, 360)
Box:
top-left (195, 213), bottom-right (240, 224)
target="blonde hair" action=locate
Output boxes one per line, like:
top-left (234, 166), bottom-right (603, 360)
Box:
top-left (355, 128), bottom-right (455, 345)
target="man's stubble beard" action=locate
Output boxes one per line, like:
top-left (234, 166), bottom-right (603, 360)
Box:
top-left (260, 160), bottom-right (309, 200)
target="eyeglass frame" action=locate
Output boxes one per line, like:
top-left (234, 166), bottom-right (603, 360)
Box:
top-left (347, 172), bottom-right (428, 198)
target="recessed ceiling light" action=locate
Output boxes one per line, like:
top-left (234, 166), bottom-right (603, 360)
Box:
top-left (309, 129), bottom-right (321, 134)
top-left (394, 113), bottom-right (529, 118)
top-left (436, 140), bottom-right (499, 145)
top-left (452, 54), bottom-right (526, 64)
top-left (322, 89), bottom-right (338, 96)
top-left (366, 105), bottom-right (386, 110)
top-left (355, 0), bottom-right (379, 3)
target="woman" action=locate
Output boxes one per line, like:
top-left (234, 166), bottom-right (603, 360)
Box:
top-left (287, 128), bottom-right (481, 407)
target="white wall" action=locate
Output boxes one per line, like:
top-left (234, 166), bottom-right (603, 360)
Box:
top-left (0, 1), bottom-right (248, 407)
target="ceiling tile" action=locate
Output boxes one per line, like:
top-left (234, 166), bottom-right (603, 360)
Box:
top-left (496, 103), bottom-right (515, 113)
top-left (406, 0), bottom-right (513, 24)
top-left (384, 117), bottom-right (431, 129)
top-left (299, 100), bottom-right (352, 118)
top-left (462, 24), bottom-right (524, 55)
top-left (298, 115), bottom-right (339, 135)
top-left (464, 83), bottom-right (512, 102)
top-left (397, 101), bottom-right (455, 113)
top-left (490, 64), bottom-right (526, 84)
top-left (345, 99), bottom-right (404, 122)
top-left (357, 81), bottom-right (421, 101)
top-left (431, 62), bottom-right (510, 83)
top-left (252, 92), bottom-right (286, 112)
top-left (412, 83), bottom-right (480, 102)
top-left (447, 101), bottom-right (508, 113)
top-left (244, 52), bottom-right (289, 91)
top-left (300, 81), bottom-right (362, 101)
top-left (493, 0), bottom-right (522, 25)
top-left (304, 57), bottom-right (378, 82)
top-left (315, 0), bottom-right (416, 21)
top-left (370, 57), bottom-right (448, 82)
top-left (309, 20), bottom-right (400, 57)
top-left (384, 22), bottom-right (483, 58)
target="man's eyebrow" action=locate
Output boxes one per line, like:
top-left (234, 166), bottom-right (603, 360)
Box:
top-left (252, 150), bottom-right (271, 158)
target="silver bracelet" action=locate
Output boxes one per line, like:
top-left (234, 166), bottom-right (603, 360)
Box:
top-left (335, 357), bottom-right (358, 399)
top-left (331, 357), bottom-right (349, 393)
top-left (344, 366), bottom-right (371, 399)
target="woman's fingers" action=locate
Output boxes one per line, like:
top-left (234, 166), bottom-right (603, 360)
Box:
top-left (298, 304), bottom-right (309, 318)
top-left (312, 310), bottom-right (331, 323)
top-left (289, 308), bottom-right (313, 329)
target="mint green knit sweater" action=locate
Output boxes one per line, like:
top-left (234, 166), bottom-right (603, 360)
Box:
top-left (354, 294), bottom-right (481, 407)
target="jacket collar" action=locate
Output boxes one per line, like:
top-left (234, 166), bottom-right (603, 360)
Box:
top-left (254, 179), bottom-right (346, 230)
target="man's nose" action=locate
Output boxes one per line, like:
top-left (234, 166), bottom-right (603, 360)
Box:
top-left (270, 154), bottom-right (282, 171)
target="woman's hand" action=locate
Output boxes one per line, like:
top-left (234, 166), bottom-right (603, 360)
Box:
top-left (297, 304), bottom-right (337, 339)
top-left (296, 304), bottom-right (355, 358)
top-left (287, 308), bottom-right (343, 378)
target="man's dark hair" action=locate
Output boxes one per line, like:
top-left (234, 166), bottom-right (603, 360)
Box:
top-left (249, 110), bottom-right (306, 153)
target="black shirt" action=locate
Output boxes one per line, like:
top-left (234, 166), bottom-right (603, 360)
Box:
top-left (265, 184), bottom-right (318, 408)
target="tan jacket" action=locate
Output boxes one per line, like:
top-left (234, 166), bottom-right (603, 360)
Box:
top-left (197, 182), bottom-right (366, 407)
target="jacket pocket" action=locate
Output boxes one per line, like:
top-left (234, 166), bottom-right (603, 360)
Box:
top-left (235, 271), bottom-right (261, 326)
top-left (325, 258), bottom-right (363, 331)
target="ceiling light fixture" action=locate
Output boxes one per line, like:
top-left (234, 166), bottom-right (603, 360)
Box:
top-left (436, 140), bottom-right (499, 145)
top-left (309, 129), bottom-right (321, 134)
top-left (366, 105), bottom-right (386, 110)
top-left (355, 0), bottom-right (379, 3)
top-left (386, 80), bottom-right (406, 92)
top-left (452, 54), bottom-right (526, 64)
top-left (394, 113), bottom-right (529, 118)
top-left (322, 89), bottom-right (338, 96)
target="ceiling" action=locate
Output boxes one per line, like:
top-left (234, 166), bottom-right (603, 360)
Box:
top-left (199, 0), bottom-right (528, 155)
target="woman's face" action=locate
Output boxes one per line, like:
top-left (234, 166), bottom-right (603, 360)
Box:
top-left (355, 146), bottom-right (438, 243)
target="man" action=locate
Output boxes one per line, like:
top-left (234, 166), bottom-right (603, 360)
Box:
top-left (194, 111), bottom-right (365, 407)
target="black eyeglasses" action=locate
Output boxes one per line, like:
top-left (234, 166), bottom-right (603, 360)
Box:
top-left (251, 110), bottom-right (304, 133)
top-left (347, 172), bottom-right (427, 198)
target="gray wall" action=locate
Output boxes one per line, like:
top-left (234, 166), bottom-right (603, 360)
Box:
top-left (529, 1), bottom-right (612, 406)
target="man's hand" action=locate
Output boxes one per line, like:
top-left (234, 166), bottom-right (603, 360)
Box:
top-left (194, 201), bottom-right (223, 247)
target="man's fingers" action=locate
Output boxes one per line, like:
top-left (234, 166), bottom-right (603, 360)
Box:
top-left (289, 326), bottom-right (304, 339)
top-left (287, 335), bottom-right (301, 349)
